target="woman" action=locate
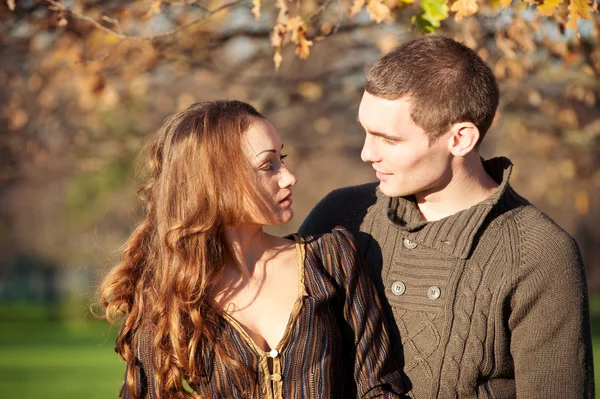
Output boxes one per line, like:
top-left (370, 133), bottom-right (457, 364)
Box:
top-left (99, 100), bottom-right (404, 398)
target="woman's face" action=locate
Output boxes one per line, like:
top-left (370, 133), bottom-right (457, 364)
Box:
top-left (242, 118), bottom-right (296, 226)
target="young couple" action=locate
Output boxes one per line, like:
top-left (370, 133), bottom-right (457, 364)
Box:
top-left (100, 36), bottom-right (594, 398)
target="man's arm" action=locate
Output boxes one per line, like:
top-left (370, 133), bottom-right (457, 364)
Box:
top-left (509, 219), bottom-right (594, 398)
top-left (298, 182), bottom-right (379, 236)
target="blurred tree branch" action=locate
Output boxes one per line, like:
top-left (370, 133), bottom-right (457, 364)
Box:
top-left (45, 0), bottom-right (246, 41)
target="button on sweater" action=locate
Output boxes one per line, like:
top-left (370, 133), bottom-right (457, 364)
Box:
top-left (299, 157), bottom-right (595, 398)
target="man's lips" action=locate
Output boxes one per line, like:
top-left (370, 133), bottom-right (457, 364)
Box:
top-left (375, 170), bottom-right (392, 181)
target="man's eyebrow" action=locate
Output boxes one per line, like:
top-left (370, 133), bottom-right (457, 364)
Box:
top-left (254, 144), bottom-right (284, 158)
top-left (356, 118), bottom-right (399, 141)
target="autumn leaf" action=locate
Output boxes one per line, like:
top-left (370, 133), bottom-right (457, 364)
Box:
top-left (273, 48), bottom-right (283, 70)
top-left (142, 0), bottom-right (162, 21)
top-left (271, 23), bottom-right (286, 47)
top-left (287, 17), bottom-right (313, 59)
top-left (566, 0), bottom-right (596, 30)
top-left (251, 0), bottom-right (261, 19)
top-left (451, 0), bottom-right (479, 20)
top-left (7, 0), bottom-right (15, 11)
top-left (287, 16), bottom-right (303, 41)
top-left (296, 35), bottom-right (313, 59)
top-left (275, 0), bottom-right (289, 24)
top-left (500, 0), bottom-right (512, 7)
top-left (538, 0), bottom-right (564, 16)
top-left (366, 0), bottom-right (392, 23)
top-left (413, 0), bottom-right (449, 32)
top-left (398, 0), bottom-right (414, 5)
top-left (350, 0), bottom-right (366, 15)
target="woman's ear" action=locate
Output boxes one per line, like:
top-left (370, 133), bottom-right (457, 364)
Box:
top-left (447, 122), bottom-right (480, 157)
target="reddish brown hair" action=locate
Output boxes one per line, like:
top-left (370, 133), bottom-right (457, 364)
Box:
top-left (98, 100), bottom-right (264, 398)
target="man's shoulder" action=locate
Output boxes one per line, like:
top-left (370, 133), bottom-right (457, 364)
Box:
top-left (513, 203), bottom-right (576, 244)
top-left (319, 181), bottom-right (380, 204)
top-left (504, 202), bottom-right (582, 268)
top-left (298, 182), bottom-right (381, 236)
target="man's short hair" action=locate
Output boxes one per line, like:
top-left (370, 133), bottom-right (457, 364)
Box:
top-left (365, 35), bottom-right (499, 144)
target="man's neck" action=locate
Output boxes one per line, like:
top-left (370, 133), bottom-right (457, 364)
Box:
top-left (415, 156), bottom-right (499, 222)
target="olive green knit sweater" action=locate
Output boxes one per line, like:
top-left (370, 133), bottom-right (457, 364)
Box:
top-left (299, 157), bottom-right (594, 398)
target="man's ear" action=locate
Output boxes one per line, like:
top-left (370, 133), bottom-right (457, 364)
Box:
top-left (447, 122), bottom-right (480, 157)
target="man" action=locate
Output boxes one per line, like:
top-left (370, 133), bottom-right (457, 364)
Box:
top-left (299, 35), bottom-right (594, 398)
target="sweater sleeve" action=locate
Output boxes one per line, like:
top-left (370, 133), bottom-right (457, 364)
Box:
top-left (327, 227), bottom-right (406, 398)
top-left (508, 223), bottom-right (594, 398)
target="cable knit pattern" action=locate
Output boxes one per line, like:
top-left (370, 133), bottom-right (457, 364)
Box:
top-left (299, 157), bottom-right (594, 399)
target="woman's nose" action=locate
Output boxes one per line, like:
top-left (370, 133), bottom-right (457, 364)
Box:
top-left (279, 166), bottom-right (296, 188)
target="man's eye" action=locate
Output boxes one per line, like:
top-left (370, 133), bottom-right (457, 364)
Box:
top-left (280, 154), bottom-right (288, 162)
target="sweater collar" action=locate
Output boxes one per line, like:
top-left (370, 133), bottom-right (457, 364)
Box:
top-left (382, 157), bottom-right (514, 259)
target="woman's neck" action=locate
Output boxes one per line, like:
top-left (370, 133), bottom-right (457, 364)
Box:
top-left (223, 224), bottom-right (286, 279)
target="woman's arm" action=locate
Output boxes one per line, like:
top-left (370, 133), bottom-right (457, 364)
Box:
top-left (119, 332), bottom-right (155, 399)
top-left (327, 227), bottom-right (406, 398)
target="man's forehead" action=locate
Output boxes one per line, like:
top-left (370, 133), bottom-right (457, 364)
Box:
top-left (358, 93), bottom-right (410, 128)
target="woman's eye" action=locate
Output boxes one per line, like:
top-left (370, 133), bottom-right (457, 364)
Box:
top-left (260, 155), bottom-right (287, 172)
top-left (260, 162), bottom-right (274, 171)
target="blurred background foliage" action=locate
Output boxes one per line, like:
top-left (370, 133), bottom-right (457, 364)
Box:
top-left (1, 0), bottom-right (599, 397)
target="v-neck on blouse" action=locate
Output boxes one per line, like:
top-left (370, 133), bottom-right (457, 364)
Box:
top-left (127, 227), bottom-right (405, 399)
top-left (220, 240), bottom-right (307, 399)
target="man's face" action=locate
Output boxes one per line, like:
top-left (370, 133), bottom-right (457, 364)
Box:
top-left (358, 92), bottom-right (452, 199)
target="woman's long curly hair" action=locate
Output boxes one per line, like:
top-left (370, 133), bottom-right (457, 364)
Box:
top-left (98, 100), bottom-right (265, 398)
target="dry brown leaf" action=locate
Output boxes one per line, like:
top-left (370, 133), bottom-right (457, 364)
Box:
top-left (296, 35), bottom-right (313, 59)
top-left (574, 190), bottom-right (590, 214)
top-left (450, 0), bottom-right (479, 20)
top-left (350, 0), bottom-right (366, 15)
top-left (275, 0), bottom-right (289, 24)
top-left (7, 0), bottom-right (15, 11)
top-left (495, 33), bottom-right (517, 59)
top-left (538, 0), bottom-right (564, 16)
top-left (297, 81), bottom-right (323, 102)
top-left (271, 23), bottom-right (286, 47)
top-left (142, 0), bottom-right (162, 21)
top-left (366, 0), bottom-right (391, 23)
top-left (273, 48), bottom-right (283, 70)
top-left (287, 16), bottom-right (302, 41)
top-left (507, 18), bottom-right (536, 52)
top-left (251, 0), bottom-right (261, 20)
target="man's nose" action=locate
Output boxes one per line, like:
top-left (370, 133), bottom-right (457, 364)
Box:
top-left (361, 134), bottom-right (379, 163)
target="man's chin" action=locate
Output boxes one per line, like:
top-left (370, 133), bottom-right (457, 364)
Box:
top-left (378, 183), bottom-right (401, 198)
top-left (379, 182), bottom-right (416, 198)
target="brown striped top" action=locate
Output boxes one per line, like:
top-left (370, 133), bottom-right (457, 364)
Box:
top-left (124, 227), bottom-right (405, 399)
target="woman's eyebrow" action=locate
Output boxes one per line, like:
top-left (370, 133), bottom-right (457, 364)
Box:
top-left (254, 149), bottom-right (276, 158)
top-left (254, 144), bottom-right (284, 158)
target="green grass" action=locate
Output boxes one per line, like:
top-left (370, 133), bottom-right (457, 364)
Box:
top-left (2, 298), bottom-right (600, 398)
top-left (0, 303), bottom-right (124, 399)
